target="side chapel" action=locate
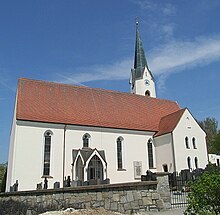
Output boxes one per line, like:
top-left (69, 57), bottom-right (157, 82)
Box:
top-left (6, 21), bottom-right (208, 191)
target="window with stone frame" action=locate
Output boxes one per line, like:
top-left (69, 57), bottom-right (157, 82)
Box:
top-left (83, 133), bottom-right (90, 148)
top-left (43, 131), bottom-right (52, 176)
top-left (117, 137), bottom-right (123, 170)
top-left (147, 139), bottom-right (154, 169)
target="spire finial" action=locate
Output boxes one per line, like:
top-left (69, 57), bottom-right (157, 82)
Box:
top-left (136, 16), bottom-right (139, 26)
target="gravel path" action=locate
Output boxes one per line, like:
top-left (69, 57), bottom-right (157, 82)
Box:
top-left (39, 207), bottom-right (186, 215)
top-left (147, 207), bottom-right (186, 215)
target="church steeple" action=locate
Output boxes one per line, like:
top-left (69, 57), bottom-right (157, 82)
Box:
top-left (130, 18), bottom-right (156, 98)
top-left (134, 18), bottom-right (148, 77)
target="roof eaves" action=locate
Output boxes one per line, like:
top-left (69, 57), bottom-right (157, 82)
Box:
top-left (15, 119), bottom-right (158, 133)
top-left (154, 131), bottom-right (172, 138)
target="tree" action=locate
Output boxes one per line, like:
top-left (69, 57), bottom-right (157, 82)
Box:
top-left (199, 117), bottom-right (218, 153)
top-left (0, 164), bottom-right (7, 192)
top-left (1, 167), bottom-right (7, 192)
top-left (185, 165), bottom-right (220, 215)
top-left (211, 132), bottom-right (220, 154)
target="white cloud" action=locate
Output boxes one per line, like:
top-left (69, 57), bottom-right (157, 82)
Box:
top-left (131, 0), bottom-right (177, 44)
top-left (0, 79), bottom-right (16, 92)
top-left (163, 4), bottom-right (176, 16)
top-left (56, 59), bottom-right (132, 85)
top-left (132, 0), bottom-right (156, 11)
top-left (57, 35), bottom-right (220, 91)
top-left (132, 0), bottom-right (176, 17)
top-left (161, 23), bottom-right (175, 40)
top-left (150, 36), bottom-right (220, 75)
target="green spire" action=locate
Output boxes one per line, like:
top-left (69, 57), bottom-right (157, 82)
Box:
top-left (134, 17), bottom-right (148, 78)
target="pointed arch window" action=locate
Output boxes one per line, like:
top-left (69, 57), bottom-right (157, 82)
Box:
top-left (187, 156), bottom-right (191, 170)
top-left (43, 131), bottom-right (52, 176)
top-left (117, 137), bottom-right (123, 170)
top-left (83, 133), bottom-right (90, 148)
top-left (147, 139), bottom-right (154, 169)
top-left (195, 157), bottom-right (198, 169)
top-left (185, 137), bottom-right (190, 149)
top-left (192, 137), bottom-right (197, 149)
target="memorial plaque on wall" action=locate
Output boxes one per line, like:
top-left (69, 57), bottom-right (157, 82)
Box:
top-left (133, 161), bottom-right (142, 179)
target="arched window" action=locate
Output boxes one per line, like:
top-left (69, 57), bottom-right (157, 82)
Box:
top-left (117, 137), bottom-right (123, 170)
top-left (83, 133), bottom-right (90, 148)
top-left (147, 139), bottom-right (154, 169)
top-left (145, 90), bottom-right (150, 97)
top-left (187, 156), bottom-right (191, 170)
top-left (192, 137), bottom-right (197, 149)
top-left (195, 157), bottom-right (198, 169)
top-left (163, 164), bottom-right (168, 172)
top-left (185, 137), bottom-right (190, 149)
top-left (43, 131), bottom-right (52, 176)
top-left (87, 155), bottom-right (103, 181)
top-left (75, 156), bottom-right (84, 181)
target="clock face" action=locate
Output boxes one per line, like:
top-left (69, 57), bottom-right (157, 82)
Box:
top-left (145, 79), bottom-right (150, 86)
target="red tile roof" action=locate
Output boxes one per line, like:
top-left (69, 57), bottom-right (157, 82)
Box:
top-left (16, 78), bottom-right (181, 132)
top-left (154, 108), bottom-right (186, 137)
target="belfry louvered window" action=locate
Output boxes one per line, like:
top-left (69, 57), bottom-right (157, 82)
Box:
top-left (43, 131), bottom-right (52, 176)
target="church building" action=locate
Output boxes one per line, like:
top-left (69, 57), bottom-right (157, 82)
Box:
top-left (6, 21), bottom-right (208, 191)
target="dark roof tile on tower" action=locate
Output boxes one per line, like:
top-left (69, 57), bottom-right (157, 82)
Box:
top-left (16, 78), bottom-right (181, 132)
top-left (132, 19), bottom-right (154, 80)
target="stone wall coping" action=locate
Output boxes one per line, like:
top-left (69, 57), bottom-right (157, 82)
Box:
top-left (0, 181), bottom-right (157, 197)
top-left (156, 172), bottom-right (169, 176)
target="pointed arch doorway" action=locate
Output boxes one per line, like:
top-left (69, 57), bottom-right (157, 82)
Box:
top-left (87, 155), bottom-right (104, 181)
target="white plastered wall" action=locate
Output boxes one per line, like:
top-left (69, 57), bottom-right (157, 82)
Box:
top-left (6, 121), bottom-right (65, 191)
top-left (154, 109), bottom-right (208, 173)
top-left (154, 133), bottom-right (174, 172)
top-left (6, 93), bottom-right (17, 192)
top-left (7, 120), bottom-right (155, 191)
top-left (172, 109), bottom-right (208, 171)
top-left (64, 126), bottom-right (154, 184)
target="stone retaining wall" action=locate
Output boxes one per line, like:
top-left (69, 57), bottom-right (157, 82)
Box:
top-left (0, 178), bottom-right (170, 215)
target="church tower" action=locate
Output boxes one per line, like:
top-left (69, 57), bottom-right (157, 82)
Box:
top-left (130, 19), bottom-right (156, 98)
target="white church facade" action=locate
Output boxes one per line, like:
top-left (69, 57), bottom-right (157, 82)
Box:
top-left (6, 21), bottom-right (208, 191)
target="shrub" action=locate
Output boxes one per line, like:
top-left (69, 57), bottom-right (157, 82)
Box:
top-left (185, 166), bottom-right (220, 215)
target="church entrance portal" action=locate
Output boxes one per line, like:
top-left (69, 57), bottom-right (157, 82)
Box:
top-left (87, 155), bottom-right (104, 181)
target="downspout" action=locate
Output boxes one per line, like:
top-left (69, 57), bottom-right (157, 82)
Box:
top-left (62, 125), bottom-right (67, 187)
top-left (171, 132), bottom-right (176, 172)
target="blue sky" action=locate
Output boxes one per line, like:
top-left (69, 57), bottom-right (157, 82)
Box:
top-left (1, 0), bottom-right (220, 163)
